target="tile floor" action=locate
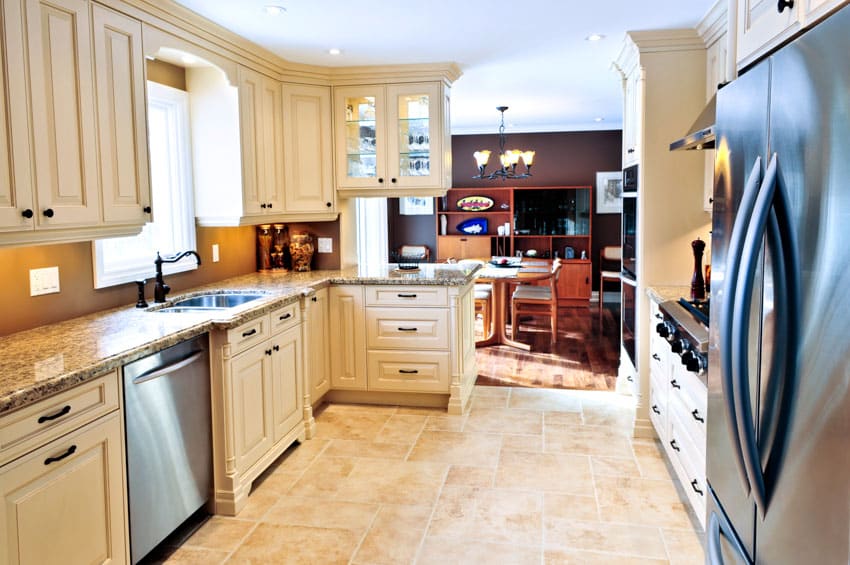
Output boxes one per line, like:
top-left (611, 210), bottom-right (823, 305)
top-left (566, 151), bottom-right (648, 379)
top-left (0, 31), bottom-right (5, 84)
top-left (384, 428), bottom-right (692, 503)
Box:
top-left (152, 386), bottom-right (705, 564)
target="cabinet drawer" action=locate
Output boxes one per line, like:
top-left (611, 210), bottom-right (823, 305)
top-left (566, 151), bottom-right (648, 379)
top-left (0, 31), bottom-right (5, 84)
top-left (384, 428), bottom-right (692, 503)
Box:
top-left (367, 351), bottom-right (450, 393)
top-left (669, 365), bottom-right (707, 437)
top-left (366, 308), bottom-right (449, 350)
top-left (365, 286), bottom-right (447, 307)
top-left (0, 371), bottom-right (120, 467)
top-left (669, 381), bottom-right (707, 451)
top-left (648, 376), bottom-right (666, 438)
top-left (227, 315), bottom-right (270, 355)
top-left (668, 407), bottom-right (707, 524)
top-left (270, 301), bottom-right (300, 334)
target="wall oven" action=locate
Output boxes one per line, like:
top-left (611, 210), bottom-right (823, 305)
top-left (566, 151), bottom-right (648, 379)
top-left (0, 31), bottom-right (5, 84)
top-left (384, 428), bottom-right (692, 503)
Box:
top-left (621, 164), bottom-right (638, 366)
top-left (621, 275), bottom-right (636, 366)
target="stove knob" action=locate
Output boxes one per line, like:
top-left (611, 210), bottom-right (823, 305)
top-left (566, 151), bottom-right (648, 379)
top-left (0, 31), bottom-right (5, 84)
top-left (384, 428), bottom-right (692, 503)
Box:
top-left (671, 338), bottom-right (688, 355)
top-left (683, 351), bottom-right (707, 374)
top-left (681, 349), bottom-right (697, 366)
top-left (656, 321), bottom-right (674, 339)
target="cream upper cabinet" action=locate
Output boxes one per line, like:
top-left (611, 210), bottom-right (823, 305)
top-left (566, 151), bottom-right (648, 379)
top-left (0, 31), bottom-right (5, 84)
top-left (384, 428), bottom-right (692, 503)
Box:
top-left (329, 285), bottom-right (367, 390)
top-left (281, 83), bottom-right (336, 218)
top-left (621, 64), bottom-right (642, 167)
top-left (92, 3), bottom-right (151, 226)
top-left (703, 31), bottom-right (727, 212)
top-left (25, 0), bottom-right (101, 228)
top-left (306, 287), bottom-right (331, 403)
top-left (238, 66), bottom-right (284, 217)
top-left (334, 82), bottom-right (450, 197)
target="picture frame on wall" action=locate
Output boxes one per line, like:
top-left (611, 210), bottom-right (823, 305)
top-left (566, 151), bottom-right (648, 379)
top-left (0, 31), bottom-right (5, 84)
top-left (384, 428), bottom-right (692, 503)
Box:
top-left (596, 171), bottom-right (623, 214)
top-left (399, 196), bottom-right (434, 215)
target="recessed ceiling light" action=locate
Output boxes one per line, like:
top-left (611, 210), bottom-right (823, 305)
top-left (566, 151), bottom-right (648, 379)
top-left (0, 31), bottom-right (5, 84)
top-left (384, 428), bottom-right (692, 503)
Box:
top-left (328, 48), bottom-right (341, 56)
top-left (586, 33), bottom-right (605, 41)
top-left (264, 5), bottom-right (286, 16)
top-left (594, 117), bottom-right (604, 122)
top-left (181, 54), bottom-right (198, 65)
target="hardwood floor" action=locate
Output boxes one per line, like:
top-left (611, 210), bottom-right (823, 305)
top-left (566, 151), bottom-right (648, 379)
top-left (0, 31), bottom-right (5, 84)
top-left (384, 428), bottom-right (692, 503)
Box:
top-left (476, 304), bottom-right (621, 391)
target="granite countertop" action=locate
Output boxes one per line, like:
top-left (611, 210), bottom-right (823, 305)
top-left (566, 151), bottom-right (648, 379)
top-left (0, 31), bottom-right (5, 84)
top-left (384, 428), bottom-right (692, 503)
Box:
top-left (646, 285), bottom-right (692, 304)
top-left (0, 263), bottom-right (479, 416)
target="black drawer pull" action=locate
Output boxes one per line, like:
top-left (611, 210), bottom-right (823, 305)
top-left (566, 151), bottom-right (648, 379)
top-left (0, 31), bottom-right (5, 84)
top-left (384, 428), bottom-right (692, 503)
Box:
top-left (654, 313), bottom-right (662, 320)
top-left (38, 405), bottom-right (71, 424)
top-left (651, 404), bottom-right (661, 415)
top-left (671, 379), bottom-right (681, 389)
top-left (242, 328), bottom-right (258, 338)
top-left (21, 208), bottom-right (34, 219)
top-left (273, 345), bottom-right (280, 352)
top-left (398, 327), bottom-right (418, 332)
top-left (397, 293), bottom-right (417, 298)
top-left (691, 409), bottom-right (705, 423)
top-left (399, 369), bottom-right (419, 374)
top-left (265, 349), bottom-right (273, 356)
top-left (652, 353), bottom-right (660, 361)
top-left (670, 439), bottom-right (681, 452)
top-left (279, 313), bottom-right (292, 321)
top-left (691, 479), bottom-right (704, 496)
top-left (44, 445), bottom-right (76, 465)
top-left (43, 208), bottom-right (54, 218)
top-left (777, 0), bottom-right (794, 13)
top-left (311, 296), bottom-right (317, 302)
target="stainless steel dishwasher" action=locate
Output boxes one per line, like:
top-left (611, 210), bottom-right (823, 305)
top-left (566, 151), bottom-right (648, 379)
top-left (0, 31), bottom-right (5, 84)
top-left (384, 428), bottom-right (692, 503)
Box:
top-left (123, 335), bottom-right (212, 564)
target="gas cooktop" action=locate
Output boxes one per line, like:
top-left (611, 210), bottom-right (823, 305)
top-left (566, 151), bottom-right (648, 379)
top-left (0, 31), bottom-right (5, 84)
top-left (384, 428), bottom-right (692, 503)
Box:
top-left (678, 297), bottom-right (709, 327)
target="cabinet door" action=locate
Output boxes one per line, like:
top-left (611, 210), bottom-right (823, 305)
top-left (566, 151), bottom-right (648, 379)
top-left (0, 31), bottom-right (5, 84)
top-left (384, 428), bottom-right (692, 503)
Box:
top-left (0, 0), bottom-right (34, 231)
top-left (386, 82), bottom-right (442, 189)
top-left (622, 67), bottom-right (642, 166)
top-left (261, 76), bottom-right (284, 214)
top-left (0, 412), bottom-right (127, 565)
top-left (329, 286), bottom-right (367, 390)
top-left (307, 288), bottom-right (330, 401)
top-left (91, 4), bottom-right (151, 226)
top-left (25, 0), bottom-right (101, 227)
top-left (437, 235), bottom-right (491, 261)
top-left (334, 86), bottom-right (386, 189)
top-left (737, 0), bottom-right (801, 68)
top-left (557, 261), bottom-right (592, 304)
top-left (230, 344), bottom-right (274, 473)
top-left (282, 84), bottom-right (335, 214)
top-left (270, 325), bottom-right (303, 443)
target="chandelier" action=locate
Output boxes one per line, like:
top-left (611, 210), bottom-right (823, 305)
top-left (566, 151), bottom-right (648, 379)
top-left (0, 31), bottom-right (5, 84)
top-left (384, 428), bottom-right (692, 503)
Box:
top-left (473, 106), bottom-right (535, 180)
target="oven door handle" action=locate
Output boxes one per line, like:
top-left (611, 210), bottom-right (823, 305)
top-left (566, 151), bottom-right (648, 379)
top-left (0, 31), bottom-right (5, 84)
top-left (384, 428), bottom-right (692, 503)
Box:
top-left (721, 156), bottom-right (763, 496)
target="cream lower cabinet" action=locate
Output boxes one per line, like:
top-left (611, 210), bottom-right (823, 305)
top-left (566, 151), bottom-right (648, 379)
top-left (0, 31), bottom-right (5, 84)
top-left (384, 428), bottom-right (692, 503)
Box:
top-left (210, 302), bottom-right (305, 516)
top-left (306, 287), bottom-right (331, 403)
top-left (0, 371), bottom-right (127, 565)
top-left (329, 285), bottom-right (367, 390)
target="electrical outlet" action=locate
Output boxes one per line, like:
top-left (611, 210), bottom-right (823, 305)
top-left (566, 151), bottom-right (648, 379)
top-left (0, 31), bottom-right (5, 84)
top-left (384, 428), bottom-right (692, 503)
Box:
top-left (212, 243), bottom-right (220, 263)
top-left (317, 237), bottom-right (333, 253)
top-left (30, 266), bottom-right (60, 296)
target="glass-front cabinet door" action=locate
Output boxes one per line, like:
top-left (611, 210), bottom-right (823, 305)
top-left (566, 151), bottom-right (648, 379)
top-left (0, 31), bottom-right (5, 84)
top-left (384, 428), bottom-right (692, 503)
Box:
top-left (334, 86), bottom-right (386, 189)
top-left (386, 82), bottom-right (441, 188)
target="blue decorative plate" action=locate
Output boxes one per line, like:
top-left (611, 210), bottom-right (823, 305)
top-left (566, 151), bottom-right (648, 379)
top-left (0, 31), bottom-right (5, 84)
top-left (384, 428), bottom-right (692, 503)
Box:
top-left (456, 217), bottom-right (488, 235)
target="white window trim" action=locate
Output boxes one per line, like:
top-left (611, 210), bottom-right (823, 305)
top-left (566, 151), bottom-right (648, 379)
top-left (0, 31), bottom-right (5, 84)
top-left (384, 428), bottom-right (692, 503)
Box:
top-left (356, 197), bottom-right (388, 265)
top-left (92, 81), bottom-right (197, 289)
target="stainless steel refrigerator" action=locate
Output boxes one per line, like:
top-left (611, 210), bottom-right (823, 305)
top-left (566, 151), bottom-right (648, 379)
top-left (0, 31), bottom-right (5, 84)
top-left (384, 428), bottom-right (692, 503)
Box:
top-left (708, 5), bottom-right (850, 563)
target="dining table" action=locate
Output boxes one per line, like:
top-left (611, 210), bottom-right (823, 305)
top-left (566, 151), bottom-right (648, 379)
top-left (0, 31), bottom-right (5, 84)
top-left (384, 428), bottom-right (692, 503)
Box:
top-left (474, 259), bottom-right (553, 351)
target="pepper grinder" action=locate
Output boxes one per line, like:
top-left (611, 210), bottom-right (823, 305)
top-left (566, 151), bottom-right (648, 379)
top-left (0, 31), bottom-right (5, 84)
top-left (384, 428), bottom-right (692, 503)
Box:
top-left (691, 237), bottom-right (706, 300)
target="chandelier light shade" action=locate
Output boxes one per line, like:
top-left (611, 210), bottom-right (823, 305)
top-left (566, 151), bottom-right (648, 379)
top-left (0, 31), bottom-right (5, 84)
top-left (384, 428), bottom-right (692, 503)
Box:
top-left (473, 106), bottom-right (534, 180)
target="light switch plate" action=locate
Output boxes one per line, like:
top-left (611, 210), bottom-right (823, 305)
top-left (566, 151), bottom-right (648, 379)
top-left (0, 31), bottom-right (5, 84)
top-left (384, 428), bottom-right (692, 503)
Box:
top-left (30, 266), bottom-right (60, 296)
top-left (317, 237), bottom-right (333, 253)
top-left (211, 244), bottom-right (220, 263)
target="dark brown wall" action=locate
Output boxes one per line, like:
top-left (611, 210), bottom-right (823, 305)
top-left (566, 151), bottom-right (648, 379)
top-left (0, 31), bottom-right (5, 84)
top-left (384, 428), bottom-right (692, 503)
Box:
top-left (388, 130), bottom-right (623, 289)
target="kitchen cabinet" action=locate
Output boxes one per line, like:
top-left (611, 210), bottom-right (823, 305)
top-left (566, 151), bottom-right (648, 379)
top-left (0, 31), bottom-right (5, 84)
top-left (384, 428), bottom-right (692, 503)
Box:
top-left (736, 0), bottom-right (848, 69)
top-left (92, 3), bottom-right (151, 226)
top-left (334, 82), bottom-right (450, 197)
top-left (556, 260), bottom-right (592, 306)
top-left (210, 302), bottom-right (305, 515)
top-left (436, 235), bottom-right (492, 262)
top-left (328, 285), bottom-right (367, 390)
top-left (306, 287), bottom-right (331, 404)
top-left (621, 63), bottom-right (642, 167)
top-left (238, 66), bottom-right (285, 217)
top-left (281, 83), bottom-right (336, 219)
top-left (703, 28), bottom-right (726, 212)
top-left (0, 370), bottom-right (127, 565)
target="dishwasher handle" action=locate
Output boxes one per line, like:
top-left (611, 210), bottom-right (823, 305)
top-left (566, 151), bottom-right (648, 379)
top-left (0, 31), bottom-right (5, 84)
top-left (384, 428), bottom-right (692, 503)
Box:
top-left (131, 351), bottom-right (205, 385)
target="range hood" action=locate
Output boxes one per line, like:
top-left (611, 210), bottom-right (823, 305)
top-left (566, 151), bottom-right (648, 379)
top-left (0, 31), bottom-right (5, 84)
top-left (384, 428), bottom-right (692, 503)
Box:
top-left (669, 94), bottom-right (715, 151)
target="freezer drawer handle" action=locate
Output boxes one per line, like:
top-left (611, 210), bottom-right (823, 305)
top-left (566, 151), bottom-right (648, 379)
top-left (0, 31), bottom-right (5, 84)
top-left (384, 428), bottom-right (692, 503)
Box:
top-left (691, 409), bottom-right (705, 423)
top-left (669, 439), bottom-right (681, 451)
top-left (44, 444), bottom-right (76, 466)
top-left (690, 479), bottom-right (704, 496)
top-left (651, 405), bottom-right (661, 415)
top-left (37, 405), bottom-right (71, 424)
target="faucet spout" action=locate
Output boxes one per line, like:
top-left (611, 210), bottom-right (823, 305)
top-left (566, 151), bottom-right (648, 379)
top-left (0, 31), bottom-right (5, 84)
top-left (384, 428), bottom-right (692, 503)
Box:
top-left (154, 250), bottom-right (202, 303)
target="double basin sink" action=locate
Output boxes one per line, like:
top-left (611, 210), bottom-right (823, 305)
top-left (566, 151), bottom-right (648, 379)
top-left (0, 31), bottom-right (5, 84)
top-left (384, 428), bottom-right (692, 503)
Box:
top-left (153, 293), bottom-right (269, 314)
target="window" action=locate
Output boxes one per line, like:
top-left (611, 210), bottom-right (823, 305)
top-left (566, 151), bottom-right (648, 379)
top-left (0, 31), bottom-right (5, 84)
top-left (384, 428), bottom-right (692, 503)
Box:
top-left (93, 82), bottom-right (197, 288)
top-left (355, 197), bottom-right (388, 265)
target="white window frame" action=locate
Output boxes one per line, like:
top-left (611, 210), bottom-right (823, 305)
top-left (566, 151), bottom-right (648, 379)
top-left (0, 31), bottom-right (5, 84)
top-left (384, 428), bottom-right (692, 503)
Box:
top-left (356, 197), bottom-right (388, 265)
top-left (92, 81), bottom-right (197, 288)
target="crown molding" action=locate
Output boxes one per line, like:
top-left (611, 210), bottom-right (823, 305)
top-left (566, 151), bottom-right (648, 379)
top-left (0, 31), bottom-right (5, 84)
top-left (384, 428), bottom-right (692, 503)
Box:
top-left (626, 28), bottom-right (706, 53)
top-left (697, 0), bottom-right (728, 47)
top-left (328, 63), bottom-right (462, 86)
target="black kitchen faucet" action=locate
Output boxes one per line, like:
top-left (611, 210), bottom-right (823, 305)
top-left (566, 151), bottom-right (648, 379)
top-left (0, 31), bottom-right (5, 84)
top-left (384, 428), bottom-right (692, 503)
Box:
top-left (154, 251), bottom-right (202, 303)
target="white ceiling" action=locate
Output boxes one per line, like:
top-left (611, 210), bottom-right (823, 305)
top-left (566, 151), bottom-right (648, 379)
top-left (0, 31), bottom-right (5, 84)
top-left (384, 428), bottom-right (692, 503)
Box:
top-left (171, 0), bottom-right (716, 134)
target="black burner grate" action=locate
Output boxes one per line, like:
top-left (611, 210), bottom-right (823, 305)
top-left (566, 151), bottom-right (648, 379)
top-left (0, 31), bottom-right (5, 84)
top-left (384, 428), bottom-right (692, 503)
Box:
top-left (678, 297), bottom-right (710, 327)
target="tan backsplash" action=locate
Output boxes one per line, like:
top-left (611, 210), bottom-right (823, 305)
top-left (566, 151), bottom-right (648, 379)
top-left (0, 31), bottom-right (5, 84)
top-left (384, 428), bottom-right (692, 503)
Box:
top-left (0, 221), bottom-right (340, 337)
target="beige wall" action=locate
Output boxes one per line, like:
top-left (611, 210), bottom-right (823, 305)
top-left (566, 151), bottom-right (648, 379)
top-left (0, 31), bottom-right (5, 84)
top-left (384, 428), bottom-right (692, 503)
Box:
top-left (146, 59), bottom-right (186, 91)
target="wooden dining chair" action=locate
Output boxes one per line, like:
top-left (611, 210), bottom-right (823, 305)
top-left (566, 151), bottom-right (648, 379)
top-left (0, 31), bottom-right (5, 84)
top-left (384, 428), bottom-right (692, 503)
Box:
top-left (599, 246), bottom-right (622, 328)
top-left (511, 259), bottom-right (563, 343)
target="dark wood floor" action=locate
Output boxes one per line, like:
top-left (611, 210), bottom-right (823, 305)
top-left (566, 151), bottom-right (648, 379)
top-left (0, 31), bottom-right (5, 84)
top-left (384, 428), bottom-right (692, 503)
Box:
top-left (475, 304), bottom-right (621, 391)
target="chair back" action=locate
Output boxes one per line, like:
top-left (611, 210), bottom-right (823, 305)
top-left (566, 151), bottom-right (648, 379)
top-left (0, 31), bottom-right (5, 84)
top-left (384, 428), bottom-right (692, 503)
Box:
top-left (548, 259), bottom-right (563, 301)
top-left (398, 245), bottom-right (430, 261)
top-left (601, 246), bottom-right (622, 263)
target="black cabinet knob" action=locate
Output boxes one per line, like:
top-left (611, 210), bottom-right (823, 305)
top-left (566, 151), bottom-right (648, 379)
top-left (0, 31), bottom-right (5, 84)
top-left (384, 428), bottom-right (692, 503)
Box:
top-left (777, 0), bottom-right (794, 13)
top-left (43, 208), bottom-right (54, 218)
top-left (143, 205), bottom-right (152, 213)
top-left (21, 208), bottom-right (34, 219)
top-left (260, 203), bottom-right (267, 209)
top-left (326, 202), bottom-right (332, 207)
top-left (267, 203), bottom-right (273, 209)
top-left (378, 177), bottom-right (384, 184)
top-left (273, 345), bottom-right (280, 352)
top-left (311, 296), bottom-right (317, 302)
top-left (391, 178), bottom-right (397, 184)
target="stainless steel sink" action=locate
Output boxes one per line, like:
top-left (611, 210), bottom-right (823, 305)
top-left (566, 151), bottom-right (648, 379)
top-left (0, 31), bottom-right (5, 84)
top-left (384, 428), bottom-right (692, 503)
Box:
top-left (154, 292), bottom-right (268, 313)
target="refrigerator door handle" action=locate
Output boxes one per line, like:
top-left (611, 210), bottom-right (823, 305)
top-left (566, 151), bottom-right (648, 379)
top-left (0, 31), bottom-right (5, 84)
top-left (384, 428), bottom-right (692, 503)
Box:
top-left (732, 153), bottom-right (781, 516)
top-left (708, 508), bottom-right (753, 564)
top-left (721, 156), bottom-right (763, 495)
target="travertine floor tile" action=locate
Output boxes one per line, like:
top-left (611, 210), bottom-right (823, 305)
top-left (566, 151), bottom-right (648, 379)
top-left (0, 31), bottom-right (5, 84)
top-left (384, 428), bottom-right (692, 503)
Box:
top-left (445, 465), bottom-right (495, 487)
top-left (496, 450), bottom-right (595, 496)
top-left (159, 546), bottom-right (229, 564)
top-left (314, 407), bottom-right (395, 441)
top-left (545, 519), bottom-right (668, 559)
top-left (334, 459), bottom-right (448, 505)
top-left (352, 505), bottom-right (432, 565)
top-left (288, 455), bottom-right (357, 499)
top-left (375, 413), bottom-right (428, 443)
top-left (545, 423), bottom-right (635, 458)
top-left (591, 455), bottom-right (642, 477)
top-left (181, 516), bottom-right (254, 552)
top-left (407, 430), bottom-right (502, 467)
top-left (663, 527), bottom-right (706, 565)
top-left (465, 406), bottom-right (543, 434)
top-left (262, 496), bottom-right (378, 533)
top-left (595, 476), bottom-right (694, 529)
top-left (422, 412), bottom-right (467, 432)
top-left (544, 492), bottom-right (600, 522)
top-left (233, 488), bottom-right (279, 521)
top-left (544, 411), bottom-right (584, 427)
top-left (323, 438), bottom-right (411, 460)
top-left (418, 538), bottom-right (541, 565)
top-left (509, 388), bottom-right (583, 412)
top-left (633, 439), bottom-right (675, 480)
top-left (228, 523), bottom-right (361, 564)
top-left (501, 432), bottom-right (545, 453)
top-left (270, 437), bottom-right (330, 473)
top-left (545, 548), bottom-right (667, 564)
